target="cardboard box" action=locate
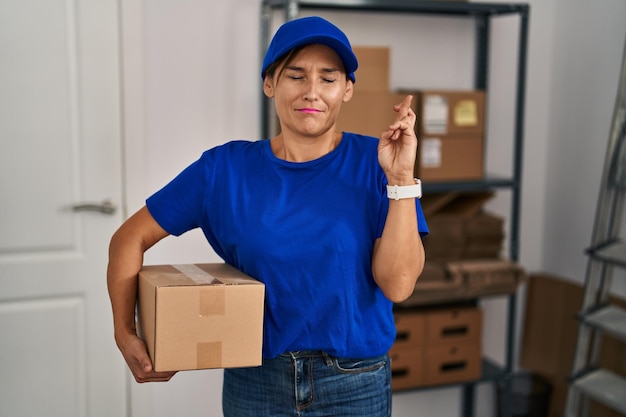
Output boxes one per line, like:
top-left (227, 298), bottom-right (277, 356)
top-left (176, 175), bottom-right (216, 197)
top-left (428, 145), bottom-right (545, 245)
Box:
top-left (400, 262), bottom-right (465, 306)
top-left (415, 261), bottom-right (462, 291)
top-left (352, 46), bottom-right (390, 91)
top-left (389, 306), bottom-right (483, 388)
top-left (417, 90), bottom-right (486, 137)
top-left (417, 133), bottom-right (484, 182)
top-left (464, 242), bottom-right (502, 259)
top-left (400, 259), bottom-right (524, 307)
top-left (446, 259), bottom-right (526, 297)
top-left (423, 240), bottom-right (465, 262)
top-left (423, 191), bottom-right (494, 219)
top-left (421, 192), bottom-right (504, 261)
top-left (464, 212), bottom-right (505, 259)
top-left (424, 343), bottom-right (481, 385)
top-left (337, 90), bottom-right (414, 137)
top-left (392, 310), bottom-right (425, 351)
top-left (423, 215), bottom-right (466, 261)
top-left (390, 348), bottom-right (425, 390)
top-left (413, 90), bottom-right (486, 181)
top-left (465, 211), bottom-right (505, 238)
top-left (389, 310), bottom-right (426, 391)
top-left (138, 263), bottom-right (265, 372)
top-left (425, 307), bottom-right (482, 346)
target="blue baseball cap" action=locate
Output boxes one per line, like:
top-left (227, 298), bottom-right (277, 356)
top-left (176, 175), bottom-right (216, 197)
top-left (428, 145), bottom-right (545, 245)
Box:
top-left (261, 16), bottom-right (358, 83)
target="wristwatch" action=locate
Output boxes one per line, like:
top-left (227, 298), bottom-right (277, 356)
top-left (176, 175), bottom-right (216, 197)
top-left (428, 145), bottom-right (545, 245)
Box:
top-left (386, 178), bottom-right (422, 200)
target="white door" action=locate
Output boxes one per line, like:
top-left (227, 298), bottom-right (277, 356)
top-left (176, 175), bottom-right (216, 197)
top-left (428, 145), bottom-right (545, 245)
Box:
top-left (0, 1), bottom-right (127, 416)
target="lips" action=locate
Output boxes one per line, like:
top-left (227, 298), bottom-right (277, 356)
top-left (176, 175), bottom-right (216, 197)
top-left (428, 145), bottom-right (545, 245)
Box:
top-left (298, 108), bottom-right (321, 114)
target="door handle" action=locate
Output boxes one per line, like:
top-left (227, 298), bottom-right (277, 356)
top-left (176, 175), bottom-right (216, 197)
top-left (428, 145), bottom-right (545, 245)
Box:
top-left (71, 200), bottom-right (117, 215)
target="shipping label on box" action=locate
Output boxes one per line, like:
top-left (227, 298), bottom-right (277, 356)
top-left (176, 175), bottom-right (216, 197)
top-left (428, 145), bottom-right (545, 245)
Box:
top-left (420, 138), bottom-right (443, 168)
top-left (138, 263), bottom-right (265, 372)
top-left (422, 95), bottom-right (449, 134)
top-left (417, 90), bottom-right (486, 137)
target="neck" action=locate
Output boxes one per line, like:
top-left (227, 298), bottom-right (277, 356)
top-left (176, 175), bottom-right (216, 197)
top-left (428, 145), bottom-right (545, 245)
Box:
top-left (271, 131), bottom-right (342, 162)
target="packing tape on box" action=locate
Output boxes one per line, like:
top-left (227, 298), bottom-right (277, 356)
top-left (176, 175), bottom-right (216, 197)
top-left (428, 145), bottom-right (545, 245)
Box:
top-left (173, 264), bottom-right (226, 316)
top-left (197, 341), bottom-right (222, 368)
top-left (173, 264), bottom-right (221, 284)
top-left (199, 286), bottom-right (225, 316)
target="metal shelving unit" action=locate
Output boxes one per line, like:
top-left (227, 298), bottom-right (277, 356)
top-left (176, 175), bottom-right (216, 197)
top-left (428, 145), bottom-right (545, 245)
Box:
top-left (260, 2), bottom-right (529, 416)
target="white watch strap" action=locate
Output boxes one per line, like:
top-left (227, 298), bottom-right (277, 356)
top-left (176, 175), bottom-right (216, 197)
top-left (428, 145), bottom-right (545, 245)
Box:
top-left (386, 179), bottom-right (422, 200)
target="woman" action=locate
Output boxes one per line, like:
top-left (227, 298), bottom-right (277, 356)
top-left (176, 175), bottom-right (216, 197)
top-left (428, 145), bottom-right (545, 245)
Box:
top-left (107, 15), bottom-right (427, 417)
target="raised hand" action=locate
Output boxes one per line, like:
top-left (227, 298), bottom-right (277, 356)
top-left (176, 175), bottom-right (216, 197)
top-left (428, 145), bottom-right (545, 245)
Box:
top-left (378, 95), bottom-right (418, 185)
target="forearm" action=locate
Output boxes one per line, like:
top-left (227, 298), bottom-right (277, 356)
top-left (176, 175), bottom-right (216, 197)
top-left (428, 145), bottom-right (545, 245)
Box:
top-left (372, 198), bottom-right (425, 303)
top-left (106, 206), bottom-right (168, 343)
top-left (106, 207), bottom-right (176, 382)
top-left (107, 230), bottom-right (145, 342)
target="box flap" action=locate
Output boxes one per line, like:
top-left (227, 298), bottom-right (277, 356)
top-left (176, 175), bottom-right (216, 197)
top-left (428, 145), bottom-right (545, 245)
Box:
top-left (195, 263), bottom-right (263, 285)
top-left (139, 264), bottom-right (203, 287)
top-left (139, 263), bottom-right (263, 288)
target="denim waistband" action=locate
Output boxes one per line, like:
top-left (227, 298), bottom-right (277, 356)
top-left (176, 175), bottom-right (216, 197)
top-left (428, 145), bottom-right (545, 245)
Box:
top-left (278, 350), bottom-right (388, 361)
top-left (280, 350), bottom-right (327, 358)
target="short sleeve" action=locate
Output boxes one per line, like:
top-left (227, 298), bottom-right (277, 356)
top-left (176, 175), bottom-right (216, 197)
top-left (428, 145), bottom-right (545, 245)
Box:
top-left (145, 156), bottom-right (207, 236)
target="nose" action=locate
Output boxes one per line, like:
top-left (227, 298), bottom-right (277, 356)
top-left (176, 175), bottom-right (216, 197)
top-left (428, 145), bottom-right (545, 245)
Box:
top-left (303, 79), bottom-right (318, 101)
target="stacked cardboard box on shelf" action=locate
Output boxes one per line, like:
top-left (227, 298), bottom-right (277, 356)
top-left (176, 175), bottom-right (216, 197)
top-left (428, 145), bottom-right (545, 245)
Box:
top-left (399, 191), bottom-right (526, 307)
top-left (389, 309), bottom-right (426, 390)
top-left (420, 191), bottom-right (502, 261)
top-left (390, 306), bottom-right (483, 390)
top-left (336, 46), bottom-right (410, 137)
top-left (336, 47), bottom-right (486, 183)
top-left (415, 90), bottom-right (486, 182)
top-left (401, 260), bottom-right (525, 307)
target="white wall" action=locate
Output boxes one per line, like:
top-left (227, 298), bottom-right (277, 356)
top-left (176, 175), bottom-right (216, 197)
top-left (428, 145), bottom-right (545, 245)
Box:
top-left (121, 1), bottom-right (626, 416)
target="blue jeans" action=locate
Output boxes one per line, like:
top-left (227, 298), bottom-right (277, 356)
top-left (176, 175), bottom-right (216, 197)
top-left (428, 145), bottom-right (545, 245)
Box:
top-left (222, 351), bottom-right (391, 417)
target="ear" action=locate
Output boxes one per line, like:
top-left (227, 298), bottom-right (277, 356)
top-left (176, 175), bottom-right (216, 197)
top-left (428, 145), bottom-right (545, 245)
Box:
top-left (263, 76), bottom-right (275, 98)
top-left (342, 80), bottom-right (354, 103)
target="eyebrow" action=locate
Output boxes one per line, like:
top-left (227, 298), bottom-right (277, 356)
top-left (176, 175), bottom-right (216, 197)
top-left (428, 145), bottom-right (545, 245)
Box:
top-left (284, 65), bottom-right (341, 74)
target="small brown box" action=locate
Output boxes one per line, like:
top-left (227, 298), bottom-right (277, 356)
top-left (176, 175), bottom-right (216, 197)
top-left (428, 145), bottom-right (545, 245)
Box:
top-left (417, 90), bottom-right (486, 137)
top-left (425, 307), bottom-right (482, 346)
top-left (425, 344), bottom-right (482, 385)
top-left (416, 134), bottom-right (484, 182)
top-left (352, 46), bottom-right (390, 91)
top-left (138, 263), bottom-right (265, 372)
top-left (392, 310), bottom-right (425, 350)
top-left (389, 348), bottom-right (426, 391)
top-left (337, 90), bottom-right (414, 137)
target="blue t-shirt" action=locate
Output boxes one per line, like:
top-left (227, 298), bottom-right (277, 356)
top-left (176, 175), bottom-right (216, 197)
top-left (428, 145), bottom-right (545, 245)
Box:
top-left (146, 132), bottom-right (428, 359)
